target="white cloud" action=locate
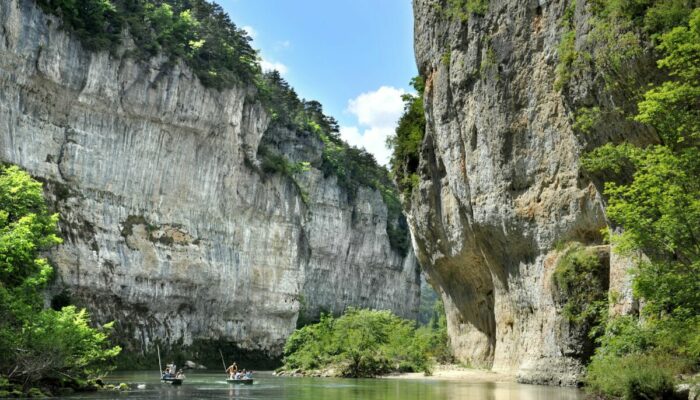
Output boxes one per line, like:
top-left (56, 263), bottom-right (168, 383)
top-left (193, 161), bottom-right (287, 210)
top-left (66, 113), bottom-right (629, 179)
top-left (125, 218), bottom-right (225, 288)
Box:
top-left (341, 86), bottom-right (407, 166)
top-left (347, 86), bottom-right (406, 128)
top-left (242, 25), bottom-right (257, 40)
top-left (260, 58), bottom-right (288, 75)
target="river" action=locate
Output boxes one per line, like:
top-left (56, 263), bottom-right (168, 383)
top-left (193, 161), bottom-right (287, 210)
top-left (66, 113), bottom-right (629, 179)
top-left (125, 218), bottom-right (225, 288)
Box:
top-left (56, 371), bottom-right (586, 399)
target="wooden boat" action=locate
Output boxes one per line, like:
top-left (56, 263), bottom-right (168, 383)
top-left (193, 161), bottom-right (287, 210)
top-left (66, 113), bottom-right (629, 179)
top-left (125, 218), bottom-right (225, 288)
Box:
top-left (226, 378), bottom-right (254, 385)
top-left (219, 350), bottom-right (254, 385)
top-left (161, 376), bottom-right (184, 385)
top-left (157, 345), bottom-right (185, 385)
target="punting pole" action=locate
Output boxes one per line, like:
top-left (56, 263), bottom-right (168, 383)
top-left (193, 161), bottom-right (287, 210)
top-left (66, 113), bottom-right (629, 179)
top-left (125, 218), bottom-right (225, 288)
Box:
top-left (157, 344), bottom-right (163, 379)
top-left (219, 349), bottom-right (227, 374)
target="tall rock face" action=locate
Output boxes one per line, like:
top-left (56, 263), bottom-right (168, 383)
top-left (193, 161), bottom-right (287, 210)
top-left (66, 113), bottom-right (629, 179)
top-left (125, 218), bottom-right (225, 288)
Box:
top-left (0, 0), bottom-right (420, 357)
top-left (410, 0), bottom-right (650, 385)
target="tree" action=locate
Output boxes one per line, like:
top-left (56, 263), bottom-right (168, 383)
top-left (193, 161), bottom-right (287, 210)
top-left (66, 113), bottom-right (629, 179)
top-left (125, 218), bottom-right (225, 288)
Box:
top-left (280, 308), bottom-right (436, 378)
top-left (583, 8), bottom-right (700, 398)
top-left (0, 165), bottom-right (120, 392)
top-left (387, 76), bottom-right (426, 195)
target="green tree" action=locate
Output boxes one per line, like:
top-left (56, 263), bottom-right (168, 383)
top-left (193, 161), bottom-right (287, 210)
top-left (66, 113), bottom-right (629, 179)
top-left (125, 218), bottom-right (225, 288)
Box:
top-left (0, 165), bottom-right (120, 393)
top-left (387, 76), bottom-right (426, 196)
top-left (280, 308), bottom-right (442, 378)
top-left (583, 8), bottom-right (700, 398)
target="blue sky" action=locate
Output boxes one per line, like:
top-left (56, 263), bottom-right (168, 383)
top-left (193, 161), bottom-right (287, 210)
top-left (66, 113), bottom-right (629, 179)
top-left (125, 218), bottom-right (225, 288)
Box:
top-left (219, 0), bottom-right (417, 165)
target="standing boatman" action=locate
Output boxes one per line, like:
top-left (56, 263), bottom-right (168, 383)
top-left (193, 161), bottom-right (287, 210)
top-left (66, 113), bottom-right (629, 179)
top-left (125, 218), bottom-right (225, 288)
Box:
top-left (225, 362), bottom-right (238, 379)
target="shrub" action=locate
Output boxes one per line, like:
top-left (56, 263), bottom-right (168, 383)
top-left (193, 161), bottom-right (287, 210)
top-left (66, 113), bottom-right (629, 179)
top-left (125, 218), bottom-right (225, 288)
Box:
top-left (280, 308), bottom-right (448, 377)
top-left (553, 243), bottom-right (607, 325)
top-left (586, 352), bottom-right (679, 399)
top-left (442, 0), bottom-right (489, 21)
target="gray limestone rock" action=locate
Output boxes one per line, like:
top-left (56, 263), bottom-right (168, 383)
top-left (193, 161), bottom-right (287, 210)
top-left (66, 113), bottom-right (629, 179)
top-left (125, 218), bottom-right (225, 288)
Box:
top-left (0, 0), bottom-right (419, 357)
top-left (410, 0), bottom-right (651, 385)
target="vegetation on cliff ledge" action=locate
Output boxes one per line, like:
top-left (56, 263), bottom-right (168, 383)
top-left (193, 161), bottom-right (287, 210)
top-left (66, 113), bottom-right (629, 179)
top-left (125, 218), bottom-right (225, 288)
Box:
top-left (259, 71), bottom-right (411, 254)
top-left (0, 165), bottom-right (121, 396)
top-left (387, 76), bottom-right (426, 198)
top-left (278, 307), bottom-right (450, 378)
top-left (580, 3), bottom-right (700, 398)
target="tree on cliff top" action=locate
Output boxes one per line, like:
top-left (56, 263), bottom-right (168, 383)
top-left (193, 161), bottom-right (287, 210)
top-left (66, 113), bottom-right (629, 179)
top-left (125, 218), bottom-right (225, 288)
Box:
top-left (0, 165), bottom-right (120, 394)
top-left (37, 0), bottom-right (260, 89)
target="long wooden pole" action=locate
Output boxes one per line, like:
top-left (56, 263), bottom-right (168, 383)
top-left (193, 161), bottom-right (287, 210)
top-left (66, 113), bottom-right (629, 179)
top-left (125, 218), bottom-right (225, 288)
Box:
top-left (219, 349), bottom-right (227, 374)
top-left (157, 345), bottom-right (163, 379)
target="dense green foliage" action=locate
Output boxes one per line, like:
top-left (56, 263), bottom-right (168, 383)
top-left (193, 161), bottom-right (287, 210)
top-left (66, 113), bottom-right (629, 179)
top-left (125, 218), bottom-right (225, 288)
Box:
top-left (439, 0), bottom-right (489, 20)
top-left (387, 77), bottom-right (426, 197)
top-left (580, 4), bottom-right (700, 398)
top-left (553, 243), bottom-right (607, 327)
top-left (280, 308), bottom-right (449, 378)
top-left (37, 0), bottom-right (259, 89)
top-left (0, 165), bottom-right (120, 395)
top-left (415, 300), bottom-right (452, 364)
top-left (260, 71), bottom-right (410, 254)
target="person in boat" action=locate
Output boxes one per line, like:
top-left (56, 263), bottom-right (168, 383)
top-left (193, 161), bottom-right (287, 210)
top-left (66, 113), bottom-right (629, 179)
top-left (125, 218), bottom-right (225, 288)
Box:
top-left (234, 371), bottom-right (243, 380)
top-left (226, 362), bottom-right (238, 379)
top-left (244, 370), bottom-right (253, 379)
top-left (175, 369), bottom-right (185, 379)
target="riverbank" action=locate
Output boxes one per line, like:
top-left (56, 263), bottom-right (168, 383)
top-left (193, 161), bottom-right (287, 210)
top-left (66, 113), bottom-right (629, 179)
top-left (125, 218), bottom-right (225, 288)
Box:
top-left (383, 364), bottom-right (515, 383)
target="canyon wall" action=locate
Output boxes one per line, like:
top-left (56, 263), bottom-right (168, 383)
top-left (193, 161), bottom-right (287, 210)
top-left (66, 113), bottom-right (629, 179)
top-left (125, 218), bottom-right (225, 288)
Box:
top-left (0, 0), bottom-right (420, 357)
top-left (410, 0), bottom-right (651, 385)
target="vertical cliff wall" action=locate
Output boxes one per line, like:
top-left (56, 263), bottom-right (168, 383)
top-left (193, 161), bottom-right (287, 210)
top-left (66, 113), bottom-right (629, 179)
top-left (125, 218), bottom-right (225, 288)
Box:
top-left (0, 0), bottom-right (420, 357)
top-left (409, 0), bottom-right (652, 385)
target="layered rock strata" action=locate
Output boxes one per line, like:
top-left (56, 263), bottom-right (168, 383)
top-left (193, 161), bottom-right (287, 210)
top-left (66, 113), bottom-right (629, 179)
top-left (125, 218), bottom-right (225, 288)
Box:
top-left (0, 0), bottom-right (420, 357)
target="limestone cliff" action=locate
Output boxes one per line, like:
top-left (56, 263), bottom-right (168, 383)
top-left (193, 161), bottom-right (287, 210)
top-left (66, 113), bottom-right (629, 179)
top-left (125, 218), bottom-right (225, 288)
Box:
top-left (0, 0), bottom-right (420, 358)
top-left (409, 0), bottom-right (650, 385)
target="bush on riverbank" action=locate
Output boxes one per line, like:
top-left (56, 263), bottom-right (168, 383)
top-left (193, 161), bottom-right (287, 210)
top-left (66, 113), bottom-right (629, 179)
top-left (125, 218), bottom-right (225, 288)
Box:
top-left (587, 351), bottom-right (684, 399)
top-left (0, 165), bottom-right (120, 396)
top-left (279, 308), bottom-right (449, 378)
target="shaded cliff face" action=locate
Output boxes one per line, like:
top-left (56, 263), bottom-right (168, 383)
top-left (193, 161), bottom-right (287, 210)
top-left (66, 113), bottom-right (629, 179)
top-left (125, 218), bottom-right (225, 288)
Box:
top-left (409, 0), bottom-right (649, 385)
top-left (0, 0), bottom-right (420, 357)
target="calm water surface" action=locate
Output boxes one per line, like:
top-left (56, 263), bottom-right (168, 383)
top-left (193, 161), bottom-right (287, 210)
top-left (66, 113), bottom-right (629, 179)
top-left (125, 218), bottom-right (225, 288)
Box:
top-left (58, 371), bottom-right (585, 400)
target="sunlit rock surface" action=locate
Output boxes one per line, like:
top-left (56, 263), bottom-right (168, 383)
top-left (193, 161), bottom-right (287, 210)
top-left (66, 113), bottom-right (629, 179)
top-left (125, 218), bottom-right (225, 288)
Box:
top-left (410, 0), bottom-right (650, 385)
top-left (0, 0), bottom-right (419, 357)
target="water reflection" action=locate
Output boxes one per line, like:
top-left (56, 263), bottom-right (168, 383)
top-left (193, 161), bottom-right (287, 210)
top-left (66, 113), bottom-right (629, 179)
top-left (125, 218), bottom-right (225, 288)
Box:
top-left (57, 371), bottom-right (585, 400)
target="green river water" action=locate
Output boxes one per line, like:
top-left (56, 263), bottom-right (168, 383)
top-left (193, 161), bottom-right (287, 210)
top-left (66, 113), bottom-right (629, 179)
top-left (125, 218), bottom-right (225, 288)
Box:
top-left (57, 371), bottom-right (586, 399)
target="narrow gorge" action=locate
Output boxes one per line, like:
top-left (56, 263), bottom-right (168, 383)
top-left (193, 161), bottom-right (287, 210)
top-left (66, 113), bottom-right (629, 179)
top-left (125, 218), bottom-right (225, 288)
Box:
top-left (2, 0), bottom-right (697, 395)
top-left (0, 0), bottom-right (420, 360)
